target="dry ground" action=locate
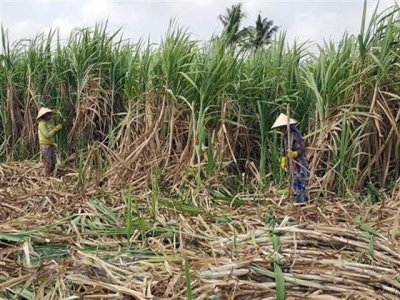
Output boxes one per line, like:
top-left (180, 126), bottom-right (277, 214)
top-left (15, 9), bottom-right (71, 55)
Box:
top-left (0, 162), bottom-right (399, 299)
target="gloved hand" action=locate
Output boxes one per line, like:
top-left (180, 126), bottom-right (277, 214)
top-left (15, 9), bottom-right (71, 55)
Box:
top-left (280, 157), bottom-right (286, 170)
top-left (287, 150), bottom-right (298, 158)
top-left (54, 124), bottom-right (63, 132)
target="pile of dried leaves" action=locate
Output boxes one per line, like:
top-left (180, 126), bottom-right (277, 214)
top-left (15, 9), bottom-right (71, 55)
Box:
top-left (0, 162), bottom-right (399, 299)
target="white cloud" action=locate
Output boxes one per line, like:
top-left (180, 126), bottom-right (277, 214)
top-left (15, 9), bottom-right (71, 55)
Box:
top-left (36, 0), bottom-right (52, 5)
top-left (43, 18), bottom-right (75, 40)
top-left (289, 11), bottom-right (341, 43)
top-left (194, 0), bottom-right (213, 7)
top-left (6, 20), bottom-right (45, 41)
top-left (81, 0), bottom-right (115, 23)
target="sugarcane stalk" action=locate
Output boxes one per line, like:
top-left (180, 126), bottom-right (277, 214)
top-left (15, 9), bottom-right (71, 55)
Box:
top-left (286, 104), bottom-right (294, 201)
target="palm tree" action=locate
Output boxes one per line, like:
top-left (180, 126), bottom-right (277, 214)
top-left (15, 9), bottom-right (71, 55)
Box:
top-left (246, 13), bottom-right (279, 50)
top-left (218, 3), bottom-right (248, 46)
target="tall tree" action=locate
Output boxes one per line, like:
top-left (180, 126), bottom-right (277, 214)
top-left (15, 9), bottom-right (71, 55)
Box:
top-left (247, 13), bottom-right (279, 50)
top-left (218, 3), bottom-right (248, 46)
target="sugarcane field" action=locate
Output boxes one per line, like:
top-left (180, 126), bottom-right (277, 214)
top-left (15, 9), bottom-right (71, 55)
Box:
top-left (0, 1), bottom-right (399, 299)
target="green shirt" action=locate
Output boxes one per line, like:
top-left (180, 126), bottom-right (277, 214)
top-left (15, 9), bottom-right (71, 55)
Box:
top-left (38, 120), bottom-right (56, 145)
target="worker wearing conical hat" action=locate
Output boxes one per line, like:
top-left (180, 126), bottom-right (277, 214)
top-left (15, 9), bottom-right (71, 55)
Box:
top-left (271, 113), bottom-right (308, 205)
top-left (36, 107), bottom-right (62, 177)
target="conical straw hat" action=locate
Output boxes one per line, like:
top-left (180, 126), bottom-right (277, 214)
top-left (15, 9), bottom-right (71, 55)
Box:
top-left (36, 107), bottom-right (53, 120)
top-left (271, 113), bottom-right (297, 129)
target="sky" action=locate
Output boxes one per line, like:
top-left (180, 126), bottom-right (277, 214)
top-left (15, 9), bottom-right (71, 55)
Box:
top-left (0, 0), bottom-right (398, 48)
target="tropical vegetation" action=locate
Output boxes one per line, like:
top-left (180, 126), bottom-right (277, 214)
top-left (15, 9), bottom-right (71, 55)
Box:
top-left (0, 1), bottom-right (399, 299)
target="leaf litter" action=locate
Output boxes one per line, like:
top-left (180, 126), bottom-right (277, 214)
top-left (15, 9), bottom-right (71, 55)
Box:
top-left (0, 162), bottom-right (399, 299)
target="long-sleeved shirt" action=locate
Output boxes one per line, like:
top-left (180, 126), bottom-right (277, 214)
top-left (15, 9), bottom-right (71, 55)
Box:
top-left (283, 125), bottom-right (308, 174)
top-left (38, 120), bottom-right (57, 145)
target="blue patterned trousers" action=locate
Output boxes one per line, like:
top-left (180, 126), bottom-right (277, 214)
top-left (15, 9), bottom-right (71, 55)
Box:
top-left (293, 168), bottom-right (308, 204)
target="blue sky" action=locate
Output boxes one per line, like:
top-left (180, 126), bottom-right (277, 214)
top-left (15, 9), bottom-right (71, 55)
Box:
top-left (0, 0), bottom-right (397, 47)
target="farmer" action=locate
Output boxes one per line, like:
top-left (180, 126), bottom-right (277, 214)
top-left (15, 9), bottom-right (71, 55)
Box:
top-left (36, 107), bottom-right (62, 177)
top-left (271, 113), bottom-right (308, 205)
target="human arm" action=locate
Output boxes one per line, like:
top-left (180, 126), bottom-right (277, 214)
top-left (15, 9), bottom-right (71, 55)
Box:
top-left (38, 122), bottom-right (62, 139)
top-left (280, 156), bottom-right (287, 170)
top-left (288, 131), bottom-right (306, 158)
